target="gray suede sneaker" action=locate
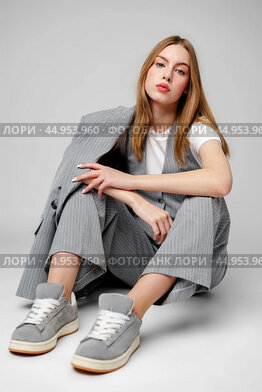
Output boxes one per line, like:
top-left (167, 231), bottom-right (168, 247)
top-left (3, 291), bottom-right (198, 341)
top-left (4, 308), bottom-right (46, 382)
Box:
top-left (71, 293), bottom-right (142, 373)
top-left (9, 282), bottom-right (79, 354)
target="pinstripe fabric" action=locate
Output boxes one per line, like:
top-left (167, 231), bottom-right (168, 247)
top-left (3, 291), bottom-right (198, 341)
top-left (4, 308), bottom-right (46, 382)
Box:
top-left (15, 106), bottom-right (134, 300)
top-left (15, 105), bottom-right (231, 306)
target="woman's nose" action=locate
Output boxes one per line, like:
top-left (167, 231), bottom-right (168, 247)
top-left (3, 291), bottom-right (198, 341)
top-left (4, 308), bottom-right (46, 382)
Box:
top-left (163, 74), bottom-right (171, 82)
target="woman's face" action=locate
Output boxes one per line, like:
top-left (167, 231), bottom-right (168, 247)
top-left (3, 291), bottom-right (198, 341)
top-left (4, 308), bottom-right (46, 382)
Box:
top-left (145, 44), bottom-right (190, 106)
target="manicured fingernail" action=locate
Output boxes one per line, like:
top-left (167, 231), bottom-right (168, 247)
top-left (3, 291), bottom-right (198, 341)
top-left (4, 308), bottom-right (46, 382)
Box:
top-left (77, 164), bottom-right (82, 168)
top-left (82, 189), bottom-right (85, 194)
top-left (72, 177), bottom-right (77, 182)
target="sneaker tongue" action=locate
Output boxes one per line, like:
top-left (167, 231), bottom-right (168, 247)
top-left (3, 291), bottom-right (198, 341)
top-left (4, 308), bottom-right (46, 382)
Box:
top-left (99, 293), bottom-right (134, 315)
top-left (35, 282), bottom-right (65, 300)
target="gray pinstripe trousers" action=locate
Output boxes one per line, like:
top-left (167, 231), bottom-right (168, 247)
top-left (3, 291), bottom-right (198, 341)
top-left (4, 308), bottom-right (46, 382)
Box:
top-left (39, 182), bottom-right (230, 306)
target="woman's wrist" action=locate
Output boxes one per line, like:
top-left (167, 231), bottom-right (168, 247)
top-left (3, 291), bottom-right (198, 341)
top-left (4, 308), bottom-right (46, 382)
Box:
top-left (128, 190), bottom-right (144, 208)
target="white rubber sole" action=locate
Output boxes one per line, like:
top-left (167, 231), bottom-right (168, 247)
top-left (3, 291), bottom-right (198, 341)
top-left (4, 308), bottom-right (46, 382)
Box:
top-left (9, 318), bottom-right (79, 354)
top-left (71, 333), bottom-right (140, 373)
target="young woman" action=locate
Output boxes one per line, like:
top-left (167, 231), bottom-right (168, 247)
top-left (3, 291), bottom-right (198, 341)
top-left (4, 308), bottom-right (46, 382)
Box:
top-left (9, 35), bottom-right (232, 373)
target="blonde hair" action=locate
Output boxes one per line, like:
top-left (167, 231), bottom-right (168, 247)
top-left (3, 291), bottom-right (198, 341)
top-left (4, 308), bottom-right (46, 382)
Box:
top-left (130, 35), bottom-right (230, 167)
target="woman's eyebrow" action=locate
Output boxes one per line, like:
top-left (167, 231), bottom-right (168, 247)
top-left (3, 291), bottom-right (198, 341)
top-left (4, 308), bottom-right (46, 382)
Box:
top-left (156, 55), bottom-right (189, 69)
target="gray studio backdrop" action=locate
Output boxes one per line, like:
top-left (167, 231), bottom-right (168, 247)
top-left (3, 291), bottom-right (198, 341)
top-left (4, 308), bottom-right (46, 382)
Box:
top-left (1, 1), bottom-right (261, 291)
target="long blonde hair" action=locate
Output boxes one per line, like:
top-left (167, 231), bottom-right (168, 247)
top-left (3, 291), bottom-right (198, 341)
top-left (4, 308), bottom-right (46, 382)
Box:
top-left (130, 35), bottom-right (230, 167)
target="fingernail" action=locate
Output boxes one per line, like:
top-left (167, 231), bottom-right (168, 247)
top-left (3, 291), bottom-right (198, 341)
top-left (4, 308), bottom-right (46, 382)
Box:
top-left (72, 177), bottom-right (77, 182)
top-left (77, 164), bottom-right (82, 168)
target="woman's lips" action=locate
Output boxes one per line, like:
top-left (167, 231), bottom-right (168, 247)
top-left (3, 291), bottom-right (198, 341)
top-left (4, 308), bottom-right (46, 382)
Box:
top-left (156, 84), bottom-right (170, 92)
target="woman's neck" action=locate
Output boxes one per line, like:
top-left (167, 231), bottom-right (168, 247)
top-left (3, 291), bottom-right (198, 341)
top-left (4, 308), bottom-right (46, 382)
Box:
top-left (149, 100), bottom-right (178, 133)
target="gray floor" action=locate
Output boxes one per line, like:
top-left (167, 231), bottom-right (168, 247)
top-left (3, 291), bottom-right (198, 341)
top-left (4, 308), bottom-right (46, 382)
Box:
top-left (2, 266), bottom-right (262, 392)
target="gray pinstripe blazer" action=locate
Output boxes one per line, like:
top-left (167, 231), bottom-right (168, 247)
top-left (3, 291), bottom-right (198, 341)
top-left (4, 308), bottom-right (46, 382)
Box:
top-left (34, 105), bottom-right (136, 234)
top-left (18, 104), bottom-right (231, 301)
top-left (34, 104), bottom-right (230, 240)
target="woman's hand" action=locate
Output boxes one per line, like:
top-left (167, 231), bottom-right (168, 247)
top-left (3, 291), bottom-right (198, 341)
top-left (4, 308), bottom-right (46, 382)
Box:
top-left (72, 162), bottom-right (134, 198)
top-left (130, 195), bottom-right (174, 244)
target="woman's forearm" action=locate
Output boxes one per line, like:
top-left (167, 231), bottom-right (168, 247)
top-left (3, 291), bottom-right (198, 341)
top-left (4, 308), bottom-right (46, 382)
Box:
top-left (94, 185), bottom-right (139, 207)
top-left (131, 169), bottom-right (229, 197)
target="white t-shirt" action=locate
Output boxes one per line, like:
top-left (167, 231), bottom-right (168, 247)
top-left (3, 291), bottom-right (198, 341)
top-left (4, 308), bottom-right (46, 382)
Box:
top-left (145, 122), bottom-right (222, 174)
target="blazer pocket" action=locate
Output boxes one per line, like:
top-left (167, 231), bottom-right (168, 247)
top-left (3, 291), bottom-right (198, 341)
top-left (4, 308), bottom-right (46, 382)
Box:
top-left (34, 216), bottom-right (44, 236)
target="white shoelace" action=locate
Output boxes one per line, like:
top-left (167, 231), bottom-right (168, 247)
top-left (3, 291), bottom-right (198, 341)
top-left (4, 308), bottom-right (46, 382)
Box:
top-left (87, 309), bottom-right (130, 341)
top-left (23, 298), bottom-right (60, 325)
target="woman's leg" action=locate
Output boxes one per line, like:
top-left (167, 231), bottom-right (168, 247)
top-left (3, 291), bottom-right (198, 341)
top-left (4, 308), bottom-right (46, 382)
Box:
top-left (46, 249), bottom-right (177, 318)
top-left (42, 183), bottom-right (111, 300)
top-left (127, 274), bottom-right (177, 320)
top-left (127, 196), bottom-right (230, 315)
top-left (47, 252), bottom-right (83, 302)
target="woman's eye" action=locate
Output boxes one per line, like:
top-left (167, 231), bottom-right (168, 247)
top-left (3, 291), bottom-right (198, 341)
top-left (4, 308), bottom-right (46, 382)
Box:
top-left (176, 69), bottom-right (185, 75)
top-left (156, 63), bottom-right (185, 75)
